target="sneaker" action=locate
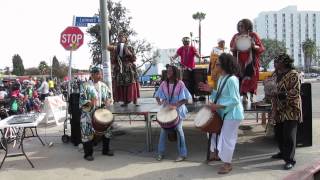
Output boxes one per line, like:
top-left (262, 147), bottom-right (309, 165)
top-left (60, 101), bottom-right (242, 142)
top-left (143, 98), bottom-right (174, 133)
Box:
top-left (84, 155), bottom-right (94, 161)
top-left (284, 163), bottom-right (294, 170)
top-left (156, 155), bottom-right (163, 161)
top-left (175, 156), bottom-right (186, 162)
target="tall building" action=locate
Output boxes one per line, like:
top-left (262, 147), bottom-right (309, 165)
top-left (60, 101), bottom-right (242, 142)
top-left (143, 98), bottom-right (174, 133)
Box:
top-left (254, 6), bottom-right (320, 68)
top-left (144, 48), bottom-right (177, 76)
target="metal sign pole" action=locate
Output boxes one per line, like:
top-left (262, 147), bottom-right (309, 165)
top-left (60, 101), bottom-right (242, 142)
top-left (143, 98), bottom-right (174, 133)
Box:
top-left (100, 0), bottom-right (113, 99)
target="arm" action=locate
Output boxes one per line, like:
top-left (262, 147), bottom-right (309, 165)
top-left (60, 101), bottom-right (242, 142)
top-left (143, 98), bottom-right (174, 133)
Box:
top-left (251, 32), bottom-right (265, 53)
top-left (107, 45), bottom-right (116, 51)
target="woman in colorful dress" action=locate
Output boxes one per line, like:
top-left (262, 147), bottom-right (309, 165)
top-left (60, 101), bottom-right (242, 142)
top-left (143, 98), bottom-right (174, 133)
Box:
top-left (154, 65), bottom-right (192, 162)
top-left (107, 32), bottom-right (140, 106)
top-left (230, 19), bottom-right (265, 103)
top-left (270, 53), bottom-right (302, 170)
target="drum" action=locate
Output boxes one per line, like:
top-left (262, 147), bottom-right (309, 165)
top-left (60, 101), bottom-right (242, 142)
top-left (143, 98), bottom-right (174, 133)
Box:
top-left (194, 106), bottom-right (223, 133)
top-left (263, 77), bottom-right (277, 97)
top-left (193, 68), bottom-right (210, 96)
top-left (157, 106), bottom-right (179, 129)
top-left (236, 35), bottom-right (252, 52)
top-left (92, 108), bottom-right (114, 135)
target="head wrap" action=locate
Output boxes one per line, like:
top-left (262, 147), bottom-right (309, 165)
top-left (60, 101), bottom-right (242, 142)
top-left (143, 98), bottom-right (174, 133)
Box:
top-left (274, 53), bottom-right (295, 69)
top-left (90, 66), bottom-right (102, 74)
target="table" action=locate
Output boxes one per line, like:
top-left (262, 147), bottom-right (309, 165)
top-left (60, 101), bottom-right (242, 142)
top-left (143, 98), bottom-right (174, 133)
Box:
top-left (109, 103), bottom-right (160, 152)
top-left (109, 100), bottom-right (271, 152)
top-left (0, 113), bottom-right (46, 168)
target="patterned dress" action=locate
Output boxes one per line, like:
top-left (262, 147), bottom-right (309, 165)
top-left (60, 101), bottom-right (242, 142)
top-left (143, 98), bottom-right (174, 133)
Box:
top-left (79, 81), bottom-right (113, 142)
top-left (271, 70), bottom-right (302, 123)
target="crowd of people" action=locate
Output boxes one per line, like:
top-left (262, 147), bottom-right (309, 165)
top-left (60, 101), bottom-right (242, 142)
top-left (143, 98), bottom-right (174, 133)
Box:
top-left (0, 77), bottom-right (61, 119)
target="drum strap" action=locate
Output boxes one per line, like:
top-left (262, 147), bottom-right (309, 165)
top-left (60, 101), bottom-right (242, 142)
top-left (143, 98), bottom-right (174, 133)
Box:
top-left (166, 81), bottom-right (177, 103)
top-left (214, 75), bottom-right (231, 104)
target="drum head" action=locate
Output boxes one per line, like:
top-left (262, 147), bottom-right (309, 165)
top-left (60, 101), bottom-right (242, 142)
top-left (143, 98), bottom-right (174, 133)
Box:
top-left (157, 107), bottom-right (178, 123)
top-left (93, 109), bottom-right (114, 124)
top-left (194, 106), bottom-right (212, 127)
top-left (236, 36), bottom-right (251, 51)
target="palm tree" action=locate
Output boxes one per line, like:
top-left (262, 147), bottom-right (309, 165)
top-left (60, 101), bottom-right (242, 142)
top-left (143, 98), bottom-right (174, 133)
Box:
top-left (260, 39), bottom-right (287, 71)
top-left (192, 12), bottom-right (206, 62)
top-left (302, 39), bottom-right (317, 72)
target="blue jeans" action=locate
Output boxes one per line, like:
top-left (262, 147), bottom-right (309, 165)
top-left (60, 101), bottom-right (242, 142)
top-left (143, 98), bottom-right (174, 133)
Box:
top-left (158, 119), bottom-right (187, 157)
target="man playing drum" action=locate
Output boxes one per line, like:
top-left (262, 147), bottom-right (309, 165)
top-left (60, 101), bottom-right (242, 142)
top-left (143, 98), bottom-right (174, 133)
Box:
top-left (171, 37), bottom-right (201, 101)
top-left (208, 39), bottom-right (226, 90)
top-left (230, 19), bottom-right (265, 104)
top-left (79, 66), bottom-right (114, 161)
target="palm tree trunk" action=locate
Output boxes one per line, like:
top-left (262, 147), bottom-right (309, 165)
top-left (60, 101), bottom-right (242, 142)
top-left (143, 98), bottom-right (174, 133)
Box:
top-left (198, 20), bottom-right (201, 63)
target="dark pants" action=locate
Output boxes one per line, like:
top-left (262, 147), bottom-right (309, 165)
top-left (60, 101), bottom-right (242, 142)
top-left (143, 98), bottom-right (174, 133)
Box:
top-left (275, 120), bottom-right (298, 164)
top-left (40, 93), bottom-right (49, 101)
top-left (83, 136), bottom-right (111, 158)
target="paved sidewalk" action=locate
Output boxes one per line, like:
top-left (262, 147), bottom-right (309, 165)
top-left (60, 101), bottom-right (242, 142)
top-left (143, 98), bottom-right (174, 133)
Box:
top-left (0, 116), bottom-right (319, 180)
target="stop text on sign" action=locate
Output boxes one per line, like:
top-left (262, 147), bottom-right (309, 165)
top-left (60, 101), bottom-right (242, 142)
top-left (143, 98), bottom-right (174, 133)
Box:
top-left (61, 34), bottom-right (83, 45)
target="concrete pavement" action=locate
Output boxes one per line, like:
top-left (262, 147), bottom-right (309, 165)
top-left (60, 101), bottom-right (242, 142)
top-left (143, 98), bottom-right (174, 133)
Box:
top-left (0, 116), bottom-right (319, 180)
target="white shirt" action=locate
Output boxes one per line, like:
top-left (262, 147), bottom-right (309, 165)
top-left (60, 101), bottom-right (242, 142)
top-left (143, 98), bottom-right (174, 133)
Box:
top-left (38, 81), bottom-right (49, 94)
top-left (0, 91), bottom-right (7, 100)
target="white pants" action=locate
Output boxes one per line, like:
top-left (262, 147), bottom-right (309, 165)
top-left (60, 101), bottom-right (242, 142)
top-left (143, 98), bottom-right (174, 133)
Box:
top-left (210, 120), bottom-right (241, 163)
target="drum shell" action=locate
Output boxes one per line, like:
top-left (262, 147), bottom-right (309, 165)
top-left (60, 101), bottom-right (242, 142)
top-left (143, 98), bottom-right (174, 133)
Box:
top-left (92, 110), bottom-right (114, 134)
top-left (196, 111), bottom-right (223, 133)
top-left (157, 116), bottom-right (179, 129)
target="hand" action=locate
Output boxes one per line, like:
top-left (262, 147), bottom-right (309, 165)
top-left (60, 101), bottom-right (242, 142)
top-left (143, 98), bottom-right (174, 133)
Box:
top-left (157, 100), bottom-right (162, 105)
top-left (210, 103), bottom-right (218, 112)
top-left (198, 82), bottom-right (211, 92)
top-left (168, 104), bottom-right (177, 110)
top-left (105, 99), bottom-right (113, 107)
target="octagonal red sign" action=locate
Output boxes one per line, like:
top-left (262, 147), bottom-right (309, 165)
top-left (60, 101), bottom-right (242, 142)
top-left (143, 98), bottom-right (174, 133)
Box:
top-left (60, 26), bottom-right (84, 51)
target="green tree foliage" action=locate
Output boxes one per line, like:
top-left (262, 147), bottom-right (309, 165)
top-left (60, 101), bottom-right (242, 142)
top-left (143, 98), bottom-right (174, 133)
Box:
top-left (260, 39), bottom-right (287, 71)
top-left (87, 0), bottom-right (154, 68)
top-left (25, 67), bottom-right (40, 75)
top-left (38, 61), bottom-right (49, 75)
top-left (52, 56), bottom-right (61, 78)
top-left (302, 38), bottom-right (317, 71)
top-left (12, 54), bottom-right (25, 76)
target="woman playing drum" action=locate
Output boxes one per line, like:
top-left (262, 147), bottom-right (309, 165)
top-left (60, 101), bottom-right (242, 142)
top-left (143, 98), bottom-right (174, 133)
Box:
top-left (199, 53), bottom-right (244, 174)
top-left (154, 65), bottom-right (192, 162)
top-left (230, 19), bottom-right (265, 103)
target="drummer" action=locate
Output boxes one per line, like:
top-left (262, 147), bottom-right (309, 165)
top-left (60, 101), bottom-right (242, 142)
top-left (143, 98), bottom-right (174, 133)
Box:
top-left (154, 65), bottom-right (192, 162)
top-left (171, 37), bottom-right (201, 100)
top-left (230, 19), bottom-right (265, 103)
top-left (79, 66), bottom-right (114, 161)
top-left (208, 39), bottom-right (226, 90)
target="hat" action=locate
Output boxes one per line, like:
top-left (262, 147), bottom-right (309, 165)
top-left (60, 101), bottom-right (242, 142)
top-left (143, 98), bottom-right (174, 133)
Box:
top-left (182, 37), bottom-right (190, 42)
top-left (90, 66), bottom-right (102, 73)
top-left (217, 38), bottom-right (225, 43)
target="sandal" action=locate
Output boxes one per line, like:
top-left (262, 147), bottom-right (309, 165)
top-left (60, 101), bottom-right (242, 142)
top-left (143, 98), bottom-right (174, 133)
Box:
top-left (218, 164), bottom-right (232, 174)
top-left (207, 152), bottom-right (221, 162)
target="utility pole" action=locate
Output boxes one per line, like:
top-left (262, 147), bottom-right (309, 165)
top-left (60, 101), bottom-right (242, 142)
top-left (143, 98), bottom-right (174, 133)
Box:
top-left (100, 0), bottom-right (113, 99)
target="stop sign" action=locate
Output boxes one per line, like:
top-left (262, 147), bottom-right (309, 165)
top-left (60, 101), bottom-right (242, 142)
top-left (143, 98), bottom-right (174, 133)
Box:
top-left (60, 26), bottom-right (84, 51)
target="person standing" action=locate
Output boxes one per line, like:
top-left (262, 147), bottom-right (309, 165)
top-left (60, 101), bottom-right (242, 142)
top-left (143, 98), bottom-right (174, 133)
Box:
top-left (270, 53), bottom-right (302, 170)
top-left (208, 39), bottom-right (226, 90)
top-left (107, 32), bottom-right (140, 107)
top-left (199, 53), bottom-right (244, 174)
top-left (230, 19), bottom-right (265, 103)
top-left (37, 78), bottom-right (49, 101)
top-left (171, 37), bottom-right (201, 101)
top-left (79, 66), bottom-right (114, 161)
top-left (155, 65), bottom-right (192, 162)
